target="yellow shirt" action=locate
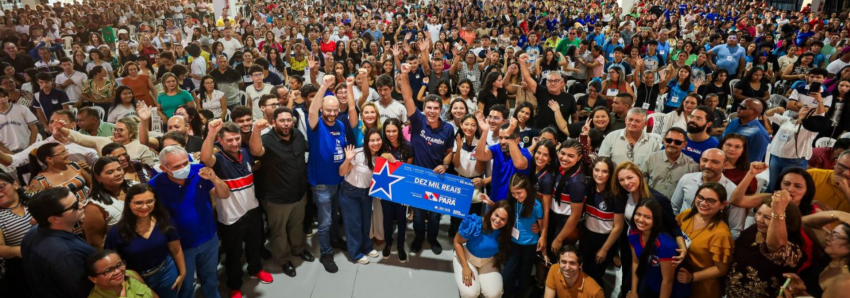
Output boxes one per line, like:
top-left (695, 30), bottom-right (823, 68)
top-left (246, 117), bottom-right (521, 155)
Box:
top-left (545, 266), bottom-right (604, 298)
top-left (808, 169), bottom-right (850, 213)
top-left (676, 211), bottom-right (734, 298)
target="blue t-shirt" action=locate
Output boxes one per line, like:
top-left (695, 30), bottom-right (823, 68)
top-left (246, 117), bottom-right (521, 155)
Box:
top-left (554, 166), bottom-right (587, 216)
top-left (307, 118), bottom-right (347, 186)
top-left (459, 214), bottom-right (501, 258)
top-left (664, 80), bottom-right (695, 108)
top-left (683, 135), bottom-right (719, 162)
top-left (628, 230), bottom-right (678, 294)
top-left (409, 111), bottom-right (454, 169)
top-left (513, 200), bottom-right (543, 245)
top-left (33, 89), bottom-right (69, 122)
top-left (148, 163), bottom-right (216, 248)
top-left (104, 220), bottom-right (181, 272)
top-left (723, 118), bottom-right (770, 163)
top-left (709, 44), bottom-right (746, 76)
top-left (535, 170), bottom-right (555, 201)
top-left (489, 143), bottom-right (533, 202)
top-left (657, 42), bottom-right (671, 62)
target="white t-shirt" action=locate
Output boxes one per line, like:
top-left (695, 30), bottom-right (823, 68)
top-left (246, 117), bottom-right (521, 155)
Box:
top-left (190, 58), bottom-right (207, 89)
top-left (245, 83), bottom-right (274, 120)
top-left (55, 71), bottom-right (88, 103)
top-left (827, 58), bottom-right (850, 75)
top-left (218, 37), bottom-right (243, 60)
top-left (376, 99), bottom-right (408, 124)
top-left (425, 23), bottom-right (442, 42)
top-left (0, 104), bottom-right (38, 152)
top-left (201, 90), bottom-right (226, 118)
top-left (352, 85), bottom-right (380, 102)
top-left (107, 104), bottom-right (137, 123)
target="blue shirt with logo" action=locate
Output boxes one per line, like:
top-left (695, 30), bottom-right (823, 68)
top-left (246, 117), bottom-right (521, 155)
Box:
top-left (513, 200), bottom-right (543, 245)
top-left (409, 111), bottom-right (454, 169)
top-left (307, 119), bottom-right (347, 186)
top-left (489, 143), bottom-right (532, 202)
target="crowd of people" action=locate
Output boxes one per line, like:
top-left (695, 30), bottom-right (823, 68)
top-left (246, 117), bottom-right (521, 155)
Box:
top-left (0, 0), bottom-right (850, 298)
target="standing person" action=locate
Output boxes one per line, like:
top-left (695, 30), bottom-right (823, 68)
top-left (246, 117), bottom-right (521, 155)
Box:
top-left (453, 201), bottom-right (514, 298)
top-left (598, 108), bottom-right (663, 166)
top-left (549, 140), bottom-right (588, 254)
top-left (674, 183), bottom-right (734, 298)
top-left (708, 35), bottom-right (746, 81)
top-left (199, 120), bottom-right (273, 298)
top-left (0, 171), bottom-right (34, 297)
top-left (32, 71), bottom-right (70, 127)
top-left (249, 109), bottom-right (315, 278)
top-left (683, 106), bottom-right (720, 162)
top-left (640, 128), bottom-right (700, 199)
top-left (495, 174), bottom-right (544, 298)
top-left (518, 53), bottom-right (578, 132)
top-left (149, 145), bottom-right (230, 298)
top-left (307, 75), bottom-right (348, 273)
top-left (81, 157), bottom-right (135, 249)
top-left (0, 87), bottom-right (37, 153)
top-left (398, 63), bottom-right (455, 255)
top-left (763, 100), bottom-right (826, 191)
top-left (474, 115), bottom-right (531, 203)
top-left (581, 158), bottom-right (625, 290)
top-left (21, 187), bottom-right (95, 298)
top-left (380, 118), bottom-right (414, 262)
top-left (338, 130), bottom-right (383, 264)
top-left (626, 198), bottom-right (689, 298)
top-left (105, 184), bottom-right (186, 298)
top-left (544, 245), bottom-right (605, 298)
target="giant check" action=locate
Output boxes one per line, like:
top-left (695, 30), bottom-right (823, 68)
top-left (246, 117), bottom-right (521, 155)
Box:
top-left (369, 157), bottom-right (473, 218)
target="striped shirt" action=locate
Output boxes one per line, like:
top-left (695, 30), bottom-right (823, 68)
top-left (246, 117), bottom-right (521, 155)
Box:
top-left (584, 190), bottom-right (624, 234)
top-left (0, 206), bottom-right (32, 247)
top-left (212, 146), bottom-right (259, 225)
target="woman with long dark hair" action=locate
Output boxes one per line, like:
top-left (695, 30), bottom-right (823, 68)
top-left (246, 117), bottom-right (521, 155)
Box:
top-left (102, 142), bottom-right (154, 184)
top-left (493, 174), bottom-right (544, 298)
top-left (627, 198), bottom-right (688, 298)
top-left (197, 75), bottom-right (227, 121)
top-left (697, 69), bottom-right (731, 107)
top-left (477, 71), bottom-right (509, 115)
top-left (338, 128), bottom-right (383, 264)
top-left (380, 118), bottom-right (414, 262)
top-left (105, 184), bottom-right (186, 298)
top-left (452, 200), bottom-right (514, 298)
top-left (822, 79), bottom-right (850, 139)
top-left (784, 211), bottom-right (850, 297)
top-left (659, 65), bottom-right (698, 113)
top-left (580, 157), bottom-right (624, 289)
top-left (0, 171), bottom-right (35, 297)
top-left (107, 86), bottom-right (139, 124)
top-left (120, 61), bottom-right (156, 107)
top-left (82, 157), bottom-right (137, 249)
top-left (513, 101), bottom-right (538, 148)
top-left (732, 67), bottom-right (770, 111)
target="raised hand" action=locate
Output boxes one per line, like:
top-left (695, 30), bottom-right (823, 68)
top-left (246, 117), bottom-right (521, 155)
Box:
top-left (518, 53), bottom-right (529, 64)
top-left (392, 44), bottom-right (401, 57)
top-left (307, 54), bottom-right (319, 70)
top-left (207, 119), bottom-right (223, 136)
top-left (400, 63), bottom-right (411, 74)
top-left (748, 162), bottom-right (768, 176)
top-left (322, 74), bottom-right (335, 88)
top-left (772, 190), bottom-right (791, 213)
top-left (198, 167), bottom-right (218, 181)
top-left (136, 102), bottom-right (151, 121)
top-left (475, 110), bottom-right (488, 131)
top-left (344, 144), bottom-right (356, 160)
top-left (418, 39), bottom-right (429, 52)
top-left (253, 118), bottom-right (270, 132)
top-left (346, 75), bottom-right (355, 87)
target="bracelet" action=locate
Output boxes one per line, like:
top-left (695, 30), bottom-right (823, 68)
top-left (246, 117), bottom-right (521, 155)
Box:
top-left (771, 212), bottom-right (786, 220)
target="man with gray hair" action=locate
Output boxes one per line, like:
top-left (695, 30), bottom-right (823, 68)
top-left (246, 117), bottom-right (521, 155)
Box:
top-left (598, 107), bottom-right (663, 165)
top-left (149, 145), bottom-right (231, 298)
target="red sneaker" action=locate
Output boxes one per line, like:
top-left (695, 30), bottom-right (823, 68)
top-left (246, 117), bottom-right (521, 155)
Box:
top-left (229, 290), bottom-right (243, 298)
top-left (252, 269), bottom-right (274, 284)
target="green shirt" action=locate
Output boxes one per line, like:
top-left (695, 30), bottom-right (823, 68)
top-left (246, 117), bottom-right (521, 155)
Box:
top-left (157, 90), bottom-right (194, 118)
top-left (555, 37), bottom-right (581, 56)
top-left (87, 271), bottom-right (153, 298)
top-left (80, 121), bottom-right (115, 137)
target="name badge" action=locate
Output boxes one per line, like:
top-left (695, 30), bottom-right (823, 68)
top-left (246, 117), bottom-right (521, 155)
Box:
top-left (642, 102), bottom-right (651, 110)
top-left (607, 89), bottom-right (618, 97)
top-left (511, 226), bottom-right (520, 240)
top-left (779, 134), bottom-right (789, 142)
top-left (659, 50), bottom-right (665, 55)
top-left (469, 75), bottom-right (477, 82)
top-left (671, 96), bottom-right (680, 103)
top-left (51, 99), bottom-right (59, 105)
top-left (726, 56), bottom-right (734, 61)
top-left (609, 53), bottom-right (614, 58)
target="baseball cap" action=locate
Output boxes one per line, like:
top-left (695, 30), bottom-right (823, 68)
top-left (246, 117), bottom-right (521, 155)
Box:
top-left (118, 29), bottom-right (128, 35)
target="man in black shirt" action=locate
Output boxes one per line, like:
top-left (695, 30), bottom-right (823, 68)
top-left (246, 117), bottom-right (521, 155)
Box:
top-left (249, 108), bottom-right (314, 277)
top-left (137, 104), bottom-right (204, 153)
top-left (518, 53), bottom-right (577, 136)
top-left (2, 42), bottom-right (35, 73)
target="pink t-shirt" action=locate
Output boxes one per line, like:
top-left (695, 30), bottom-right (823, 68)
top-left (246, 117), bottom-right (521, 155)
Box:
top-left (590, 55), bottom-right (606, 79)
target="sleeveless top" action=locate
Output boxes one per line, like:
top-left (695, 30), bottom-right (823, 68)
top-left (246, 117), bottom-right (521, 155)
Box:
top-left (33, 162), bottom-right (89, 200)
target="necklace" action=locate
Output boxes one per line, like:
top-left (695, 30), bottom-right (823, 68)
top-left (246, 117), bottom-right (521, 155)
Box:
top-left (753, 231), bottom-right (765, 246)
top-left (0, 199), bottom-right (20, 210)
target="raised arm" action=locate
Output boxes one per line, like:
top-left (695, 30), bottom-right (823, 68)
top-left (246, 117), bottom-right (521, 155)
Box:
top-left (729, 162), bottom-right (770, 208)
top-left (505, 118), bottom-right (528, 170)
top-left (473, 111), bottom-right (493, 162)
top-left (503, 64), bottom-right (520, 94)
top-left (419, 39), bottom-right (431, 76)
top-left (136, 102), bottom-right (162, 150)
top-left (518, 54), bottom-right (537, 94)
top-left (345, 76), bottom-right (359, 128)
top-left (249, 119), bottom-right (268, 157)
top-left (200, 119), bottom-right (221, 168)
top-left (398, 63), bottom-right (417, 116)
top-left (309, 74), bottom-right (334, 130)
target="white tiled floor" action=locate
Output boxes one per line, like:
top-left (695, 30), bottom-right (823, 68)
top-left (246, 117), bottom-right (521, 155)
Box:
top-left (210, 216), bottom-right (625, 298)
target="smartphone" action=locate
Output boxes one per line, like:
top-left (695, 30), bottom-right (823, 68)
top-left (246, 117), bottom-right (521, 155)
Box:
top-left (810, 81), bottom-right (822, 93)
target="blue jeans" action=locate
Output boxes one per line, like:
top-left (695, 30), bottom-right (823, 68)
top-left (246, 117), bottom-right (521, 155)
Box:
top-left (338, 181), bottom-right (374, 260)
top-left (767, 155), bottom-right (808, 191)
top-left (413, 208), bottom-right (441, 242)
top-left (180, 235), bottom-right (220, 298)
top-left (313, 184), bottom-right (341, 256)
top-left (143, 255), bottom-right (180, 298)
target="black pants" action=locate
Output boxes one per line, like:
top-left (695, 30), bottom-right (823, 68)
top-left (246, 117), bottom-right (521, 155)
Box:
top-left (618, 228), bottom-right (633, 298)
top-left (580, 230), bottom-right (617, 290)
top-left (502, 241), bottom-right (537, 298)
top-left (218, 207), bottom-right (264, 290)
top-left (382, 200), bottom-right (407, 247)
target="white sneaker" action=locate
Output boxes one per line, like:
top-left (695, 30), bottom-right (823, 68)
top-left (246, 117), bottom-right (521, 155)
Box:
top-left (357, 256), bottom-right (370, 264)
top-left (367, 249), bottom-right (380, 258)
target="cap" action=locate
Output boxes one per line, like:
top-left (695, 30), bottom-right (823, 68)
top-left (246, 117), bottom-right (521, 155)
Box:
top-left (842, 46), bottom-right (850, 54)
top-left (118, 29), bottom-right (128, 35)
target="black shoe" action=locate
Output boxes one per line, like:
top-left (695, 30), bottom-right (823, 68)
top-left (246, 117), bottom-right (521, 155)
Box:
top-left (411, 237), bottom-right (424, 253)
top-left (382, 242), bottom-right (392, 259)
top-left (303, 225), bottom-right (313, 237)
top-left (398, 246), bottom-right (408, 263)
top-left (281, 261), bottom-right (296, 277)
top-left (320, 255), bottom-right (338, 273)
top-left (299, 250), bottom-right (315, 262)
top-left (261, 247), bottom-right (272, 260)
top-left (429, 240), bottom-right (443, 255)
top-left (331, 239), bottom-right (348, 251)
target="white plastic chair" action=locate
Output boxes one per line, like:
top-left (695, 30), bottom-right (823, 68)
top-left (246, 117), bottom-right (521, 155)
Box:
top-left (239, 90), bottom-right (248, 106)
top-left (127, 25), bottom-right (137, 40)
top-left (90, 106), bottom-right (106, 120)
top-left (729, 79), bottom-right (741, 91)
top-left (841, 132), bottom-right (850, 139)
top-left (62, 36), bottom-right (73, 57)
top-left (815, 137), bottom-right (837, 148)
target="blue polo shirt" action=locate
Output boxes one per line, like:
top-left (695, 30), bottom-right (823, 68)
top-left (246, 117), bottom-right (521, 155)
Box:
top-left (149, 163), bottom-right (217, 248)
top-left (409, 111), bottom-right (454, 169)
top-left (22, 227), bottom-right (95, 298)
top-left (513, 200), bottom-right (543, 246)
top-left (489, 143), bottom-right (532, 202)
top-left (32, 88), bottom-right (69, 122)
top-left (709, 44), bottom-right (746, 76)
top-left (664, 80), bottom-right (694, 109)
top-left (307, 118), bottom-right (347, 186)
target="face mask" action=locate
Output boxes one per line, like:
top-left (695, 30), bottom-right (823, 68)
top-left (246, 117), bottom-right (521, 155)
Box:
top-left (170, 165), bottom-right (191, 179)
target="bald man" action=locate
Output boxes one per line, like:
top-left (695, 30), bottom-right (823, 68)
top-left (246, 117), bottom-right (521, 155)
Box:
top-left (670, 148), bottom-right (747, 238)
top-left (723, 98), bottom-right (770, 163)
top-left (138, 104), bottom-right (204, 152)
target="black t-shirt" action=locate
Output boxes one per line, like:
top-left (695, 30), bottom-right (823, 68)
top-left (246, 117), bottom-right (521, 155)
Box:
top-left (698, 82), bottom-right (731, 106)
top-left (534, 87), bottom-right (576, 131)
top-left (210, 67), bottom-right (243, 84)
top-left (635, 83), bottom-right (660, 111)
top-left (734, 80), bottom-right (769, 100)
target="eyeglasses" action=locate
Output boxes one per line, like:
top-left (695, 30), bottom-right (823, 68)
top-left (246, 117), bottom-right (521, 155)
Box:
top-left (132, 199), bottom-right (156, 207)
top-left (695, 195), bottom-right (719, 206)
top-left (664, 138), bottom-right (684, 145)
top-left (0, 182), bottom-right (10, 191)
top-left (55, 199), bottom-right (81, 216)
top-left (94, 261), bottom-right (126, 277)
top-left (738, 105), bottom-right (751, 111)
top-left (826, 231), bottom-right (850, 242)
top-left (836, 163), bottom-right (850, 175)
top-left (546, 79), bottom-right (563, 84)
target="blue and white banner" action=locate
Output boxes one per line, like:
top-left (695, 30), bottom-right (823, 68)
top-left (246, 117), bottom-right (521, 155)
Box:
top-left (370, 157), bottom-right (473, 218)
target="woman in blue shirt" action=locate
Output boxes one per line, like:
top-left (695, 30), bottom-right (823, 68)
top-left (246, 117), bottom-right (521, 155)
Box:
top-left (452, 200), bottom-right (514, 298)
top-left (105, 184), bottom-right (186, 298)
top-left (627, 198), bottom-right (688, 298)
top-left (659, 66), bottom-right (697, 113)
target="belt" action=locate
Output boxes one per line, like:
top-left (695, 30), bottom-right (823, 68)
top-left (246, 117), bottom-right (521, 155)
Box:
top-left (140, 258), bottom-right (168, 278)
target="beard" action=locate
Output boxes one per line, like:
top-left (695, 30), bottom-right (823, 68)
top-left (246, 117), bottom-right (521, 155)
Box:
top-left (686, 122), bottom-right (707, 134)
top-left (275, 126), bottom-right (291, 137)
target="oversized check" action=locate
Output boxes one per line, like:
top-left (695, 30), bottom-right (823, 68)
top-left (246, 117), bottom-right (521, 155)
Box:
top-left (369, 157), bottom-right (473, 217)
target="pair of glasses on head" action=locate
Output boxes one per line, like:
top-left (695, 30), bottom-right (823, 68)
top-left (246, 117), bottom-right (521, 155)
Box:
top-left (94, 261), bottom-right (126, 277)
top-left (664, 138), bottom-right (684, 145)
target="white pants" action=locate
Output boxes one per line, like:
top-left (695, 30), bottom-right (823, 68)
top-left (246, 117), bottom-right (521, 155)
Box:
top-left (453, 247), bottom-right (503, 298)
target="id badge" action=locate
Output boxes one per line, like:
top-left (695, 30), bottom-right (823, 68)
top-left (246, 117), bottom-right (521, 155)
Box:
top-left (607, 89), bottom-right (618, 97)
top-left (511, 226), bottom-right (520, 240)
top-left (469, 75), bottom-right (477, 82)
top-left (726, 56), bottom-right (734, 61)
top-left (671, 96), bottom-right (680, 103)
top-left (51, 99), bottom-right (59, 105)
top-left (642, 102), bottom-right (650, 110)
top-left (659, 50), bottom-right (665, 55)
top-left (683, 233), bottom-right (692, 249)
top-left (779, 134), bottom-right (789, 142)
